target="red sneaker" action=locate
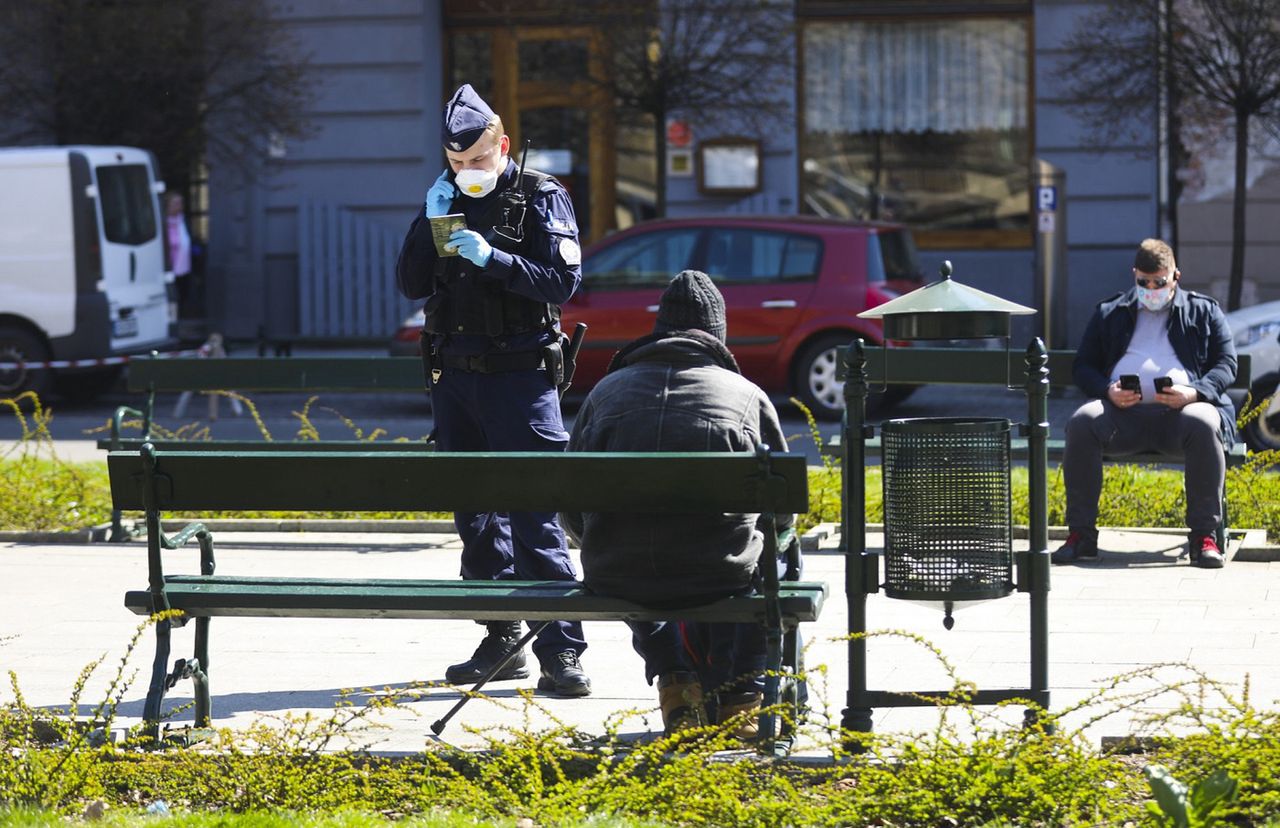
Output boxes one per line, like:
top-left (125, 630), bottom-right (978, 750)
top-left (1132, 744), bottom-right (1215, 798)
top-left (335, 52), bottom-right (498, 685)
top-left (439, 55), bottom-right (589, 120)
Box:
top-left (1051, 530), bottom-right (1099, 565)
top-left (1193, 535), bottom-right (1224, 569)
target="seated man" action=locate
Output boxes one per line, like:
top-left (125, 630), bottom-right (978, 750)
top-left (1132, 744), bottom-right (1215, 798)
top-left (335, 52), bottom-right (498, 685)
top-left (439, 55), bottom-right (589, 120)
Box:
top-left (1053, 238), bottom-right (1237, 568)
top-left (560, 270), bottom-right (796, 736)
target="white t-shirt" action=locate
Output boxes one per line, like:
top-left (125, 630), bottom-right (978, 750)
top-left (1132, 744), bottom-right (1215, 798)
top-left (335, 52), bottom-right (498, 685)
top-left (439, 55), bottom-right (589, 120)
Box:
top-left (1110, 306), bottom-right (1191, 402)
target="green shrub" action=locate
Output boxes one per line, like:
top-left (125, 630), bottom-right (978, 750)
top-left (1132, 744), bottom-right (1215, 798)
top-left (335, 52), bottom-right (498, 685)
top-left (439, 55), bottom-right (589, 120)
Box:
top-left (0, 394), bottom-right (112, 533)
top-left (8, 616), bottom-right (1280, 826)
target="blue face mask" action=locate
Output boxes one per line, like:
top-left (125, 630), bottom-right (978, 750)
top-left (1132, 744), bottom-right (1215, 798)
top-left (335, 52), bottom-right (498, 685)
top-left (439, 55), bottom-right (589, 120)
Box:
top-left (1137, 284), bottom-right (1174, 311)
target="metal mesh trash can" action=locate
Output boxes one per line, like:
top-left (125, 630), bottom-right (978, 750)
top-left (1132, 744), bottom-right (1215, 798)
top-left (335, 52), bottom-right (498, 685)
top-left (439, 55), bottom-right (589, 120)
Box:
top-left (881, 417), bottom-right (1014, 604)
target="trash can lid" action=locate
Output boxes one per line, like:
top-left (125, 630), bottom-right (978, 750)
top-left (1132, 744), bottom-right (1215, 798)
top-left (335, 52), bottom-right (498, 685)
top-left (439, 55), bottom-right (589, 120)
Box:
top-left (858, 261), bottom-right (1035, 340)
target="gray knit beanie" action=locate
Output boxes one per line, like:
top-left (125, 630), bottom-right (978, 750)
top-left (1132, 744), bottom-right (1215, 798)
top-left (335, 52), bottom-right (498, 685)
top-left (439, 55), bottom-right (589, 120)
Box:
top-left (653, 270), bottom-right (727, 342)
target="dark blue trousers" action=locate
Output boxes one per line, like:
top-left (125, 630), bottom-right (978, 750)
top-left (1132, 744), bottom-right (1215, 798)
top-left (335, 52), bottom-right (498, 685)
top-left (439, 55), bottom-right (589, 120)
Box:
top-left (627, 547), bottom-right (802, 695)
top-left (432, 366), bottom-right (587, 664)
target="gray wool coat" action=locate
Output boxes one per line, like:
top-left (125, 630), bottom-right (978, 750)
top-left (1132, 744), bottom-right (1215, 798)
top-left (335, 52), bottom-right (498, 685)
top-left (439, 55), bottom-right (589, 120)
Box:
top-left (560, 330), bottom-right (793, 606)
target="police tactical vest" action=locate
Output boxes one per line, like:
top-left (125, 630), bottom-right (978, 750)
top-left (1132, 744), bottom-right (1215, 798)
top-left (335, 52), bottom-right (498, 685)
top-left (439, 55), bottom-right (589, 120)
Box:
top-left (424, 170), bottom-right (562, 338)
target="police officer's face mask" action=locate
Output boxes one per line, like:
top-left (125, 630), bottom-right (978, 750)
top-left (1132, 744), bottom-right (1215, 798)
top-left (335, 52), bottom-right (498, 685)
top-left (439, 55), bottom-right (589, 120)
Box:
top-left (454, 143), bottom-right (506, 199)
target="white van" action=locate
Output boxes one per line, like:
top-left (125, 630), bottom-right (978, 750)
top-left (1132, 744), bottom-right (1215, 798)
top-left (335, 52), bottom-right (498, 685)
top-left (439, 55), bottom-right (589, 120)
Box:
top-left (0, 145), bottom-right (177, 401)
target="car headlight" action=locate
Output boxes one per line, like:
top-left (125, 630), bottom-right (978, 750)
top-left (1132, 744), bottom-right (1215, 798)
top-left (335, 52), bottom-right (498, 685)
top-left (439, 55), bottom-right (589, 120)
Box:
top-left (1234, 320), bottom-right (1280, 348)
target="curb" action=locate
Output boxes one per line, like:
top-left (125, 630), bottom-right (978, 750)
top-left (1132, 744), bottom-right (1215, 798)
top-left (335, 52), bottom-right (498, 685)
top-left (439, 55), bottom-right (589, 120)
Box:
top-left (0, 523), bottom-right (112, 544)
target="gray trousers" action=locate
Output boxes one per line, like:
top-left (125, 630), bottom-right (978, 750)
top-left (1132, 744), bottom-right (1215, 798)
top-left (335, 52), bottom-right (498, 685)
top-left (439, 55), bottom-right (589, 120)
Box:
top-left (1063, 400), bottom-right (1225, 536)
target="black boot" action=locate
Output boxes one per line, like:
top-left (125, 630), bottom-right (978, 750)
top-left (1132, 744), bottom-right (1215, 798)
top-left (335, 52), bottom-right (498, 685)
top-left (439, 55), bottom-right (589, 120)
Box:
top-left (537, 650), bottom-right (592, 697)
top-left (445, 621), bottom-right (529, 684)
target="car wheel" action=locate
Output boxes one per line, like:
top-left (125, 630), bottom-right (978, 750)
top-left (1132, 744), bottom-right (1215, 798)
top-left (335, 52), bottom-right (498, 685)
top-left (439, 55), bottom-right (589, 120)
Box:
top-left (791, 334), bottom-right (915, 421)
top-left (1242, 373), bottom-right (1280, 452)
top-left (0, 326), bottom-right (53, 403)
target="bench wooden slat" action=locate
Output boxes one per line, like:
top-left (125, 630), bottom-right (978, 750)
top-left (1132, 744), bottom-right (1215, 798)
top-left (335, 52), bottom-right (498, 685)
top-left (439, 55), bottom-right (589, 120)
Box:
top-left (108, 450), bottom-right (809, 514)
top-left (125, 578), bottom-right (827, 623)
top-left (99, 439), bottom-right (434, 453)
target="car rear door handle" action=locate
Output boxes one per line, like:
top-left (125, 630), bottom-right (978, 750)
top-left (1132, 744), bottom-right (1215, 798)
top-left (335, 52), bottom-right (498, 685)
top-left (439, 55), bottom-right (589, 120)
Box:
top-left (760, 300), bottom-right (797, 309)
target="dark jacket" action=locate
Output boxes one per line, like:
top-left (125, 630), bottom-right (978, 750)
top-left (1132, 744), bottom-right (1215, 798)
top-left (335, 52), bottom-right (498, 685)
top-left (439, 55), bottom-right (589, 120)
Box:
top-left (560, 331), bottom-right (792, 606)
top-left (1073, 286), bottom-right (1238, 444)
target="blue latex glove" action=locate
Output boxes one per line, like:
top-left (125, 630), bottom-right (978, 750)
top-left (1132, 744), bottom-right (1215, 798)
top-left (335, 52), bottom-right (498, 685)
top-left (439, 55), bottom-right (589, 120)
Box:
top-left (424, 170), bottom-right (456, 218)
top-left (448, 229), bottom-right (493, 267)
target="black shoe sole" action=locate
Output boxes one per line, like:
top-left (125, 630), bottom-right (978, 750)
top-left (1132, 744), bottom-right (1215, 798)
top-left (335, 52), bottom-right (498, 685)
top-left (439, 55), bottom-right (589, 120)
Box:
top-left (1050, 553), bottom-right (1100, 565)
top-left (445, 665), bottom-right (530, 684)
top-left (537, 675), bottom-right (592, 697)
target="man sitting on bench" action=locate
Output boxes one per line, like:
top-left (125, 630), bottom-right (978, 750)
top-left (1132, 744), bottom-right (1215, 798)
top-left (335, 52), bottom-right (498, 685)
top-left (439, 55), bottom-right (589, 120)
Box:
top-left (1054, 238), bottom-right (1238, 568)
top-left (560, 270), bottom-right (798, 736)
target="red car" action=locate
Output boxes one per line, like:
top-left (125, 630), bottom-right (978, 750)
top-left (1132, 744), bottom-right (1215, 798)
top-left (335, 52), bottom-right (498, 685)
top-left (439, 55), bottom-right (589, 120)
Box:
top-left (391, 215), bottom-right (923, 419)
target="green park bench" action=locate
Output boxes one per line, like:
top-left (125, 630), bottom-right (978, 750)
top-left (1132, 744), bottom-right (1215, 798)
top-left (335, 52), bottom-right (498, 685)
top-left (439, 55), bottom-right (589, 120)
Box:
top-left (108, 444), bottom-right (825, 753)
top-left (834, 346), bottom-right (1253, 548)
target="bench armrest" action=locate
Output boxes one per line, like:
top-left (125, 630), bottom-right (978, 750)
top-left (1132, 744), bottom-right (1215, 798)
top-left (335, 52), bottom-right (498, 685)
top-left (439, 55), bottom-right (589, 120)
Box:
top-left (110, 405), bottom-right (147, 450)
top-left (146, 521), bottom-right (216, 615)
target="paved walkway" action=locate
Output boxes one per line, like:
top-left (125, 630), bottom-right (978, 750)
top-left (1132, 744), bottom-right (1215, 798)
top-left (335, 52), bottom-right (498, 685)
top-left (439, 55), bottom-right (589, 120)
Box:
top-left (2, 525), bottom-right (1277, 754)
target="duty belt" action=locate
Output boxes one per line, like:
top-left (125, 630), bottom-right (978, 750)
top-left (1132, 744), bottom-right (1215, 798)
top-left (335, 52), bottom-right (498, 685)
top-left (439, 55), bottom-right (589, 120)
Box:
top-left (439, 350), bottom-right (544, 374)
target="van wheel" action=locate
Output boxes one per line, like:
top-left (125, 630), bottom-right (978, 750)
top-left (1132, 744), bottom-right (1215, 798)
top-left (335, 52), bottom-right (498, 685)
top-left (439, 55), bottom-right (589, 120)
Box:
top-left (0, 326), bottom-right (53, 403)
top-left (1242, 373), bottom-right (1280, 452)
top-left (791, 334), bottom-right (916, 421)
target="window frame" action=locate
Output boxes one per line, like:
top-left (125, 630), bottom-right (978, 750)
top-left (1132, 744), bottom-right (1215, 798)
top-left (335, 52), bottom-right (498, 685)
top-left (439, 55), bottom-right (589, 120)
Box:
top-left (796, 11), bottom-right (1035, 250)
top-left (96, 164), bottom-right (158, 247)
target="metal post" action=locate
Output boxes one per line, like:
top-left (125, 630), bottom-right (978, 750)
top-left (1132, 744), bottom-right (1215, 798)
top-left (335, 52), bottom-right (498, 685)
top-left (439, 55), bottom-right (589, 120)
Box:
top-left (194, 530), bottom-right (215, 727)
top-left (841, 339), bottom-right (875, 736)
top-left (1033, 161), bottom-right (1069, 350)
top-left (1023, 339), bottom-right (1051, 708)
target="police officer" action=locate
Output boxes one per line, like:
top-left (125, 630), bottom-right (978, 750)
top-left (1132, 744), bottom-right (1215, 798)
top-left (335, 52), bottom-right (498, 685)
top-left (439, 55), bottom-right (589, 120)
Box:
top-left (395, 84), bottom-right (590, 697)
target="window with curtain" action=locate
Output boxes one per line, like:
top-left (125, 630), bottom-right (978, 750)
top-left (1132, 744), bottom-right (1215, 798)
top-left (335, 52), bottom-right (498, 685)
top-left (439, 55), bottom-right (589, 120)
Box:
top-left (801, 17), bottom-right (1030, 247)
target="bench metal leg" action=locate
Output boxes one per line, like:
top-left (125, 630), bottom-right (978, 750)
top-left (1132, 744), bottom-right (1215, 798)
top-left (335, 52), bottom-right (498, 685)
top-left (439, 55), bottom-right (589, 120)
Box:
top-left (141, 617), bottom-right (173, 742)
top-left (108, 508), bottom-right (127, 543)
top-left (777, 624), bottom-right (806, 745)
top-left (1216, 480), bottom-right (1229, 552)
top-left (759, 620), bottom-right (783, 750)
top-left (194, 617), bottom-right (212, 727)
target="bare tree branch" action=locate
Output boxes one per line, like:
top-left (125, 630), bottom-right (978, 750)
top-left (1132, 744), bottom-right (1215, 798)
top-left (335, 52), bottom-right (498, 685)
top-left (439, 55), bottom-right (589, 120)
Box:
top-left (1062, 0), bottom-right (1280, 309)
top-left (0, 0), bottom-right (314, 198)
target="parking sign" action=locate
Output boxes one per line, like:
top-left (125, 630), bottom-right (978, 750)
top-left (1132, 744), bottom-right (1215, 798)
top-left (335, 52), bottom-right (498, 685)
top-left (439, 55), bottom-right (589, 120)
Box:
top-left (1037, 186), bottom-right (1057, 212)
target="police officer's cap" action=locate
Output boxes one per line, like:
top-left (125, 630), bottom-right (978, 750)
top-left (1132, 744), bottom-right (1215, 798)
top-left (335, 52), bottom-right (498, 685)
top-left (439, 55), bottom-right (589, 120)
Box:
top-left (442, 84), bottom-right (497, 152)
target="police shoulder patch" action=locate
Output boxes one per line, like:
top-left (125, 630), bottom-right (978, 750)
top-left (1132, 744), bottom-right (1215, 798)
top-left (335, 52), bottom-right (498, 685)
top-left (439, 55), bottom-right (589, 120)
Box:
top-left (559, 237), bottom-right (582, 266)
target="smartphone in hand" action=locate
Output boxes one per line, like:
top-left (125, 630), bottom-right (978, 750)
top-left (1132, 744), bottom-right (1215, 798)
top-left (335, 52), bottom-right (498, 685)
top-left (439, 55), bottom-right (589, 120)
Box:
top-left (1119, 374), bottom-right (1142, 397)
top-left (1154, 376), bottom-right (1173, 393)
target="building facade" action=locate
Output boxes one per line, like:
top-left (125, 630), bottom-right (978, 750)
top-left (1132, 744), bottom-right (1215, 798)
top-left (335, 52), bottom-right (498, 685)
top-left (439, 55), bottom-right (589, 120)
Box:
top-left (204, 0), bottom-right (1257, 350)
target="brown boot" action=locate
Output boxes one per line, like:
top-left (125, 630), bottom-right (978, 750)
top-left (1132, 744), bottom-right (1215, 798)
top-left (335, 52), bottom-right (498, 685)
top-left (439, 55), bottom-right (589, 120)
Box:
top-left (717, 691), bottom-right (763, 740)
top-left (657, 672), bottom-right (707, 735)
